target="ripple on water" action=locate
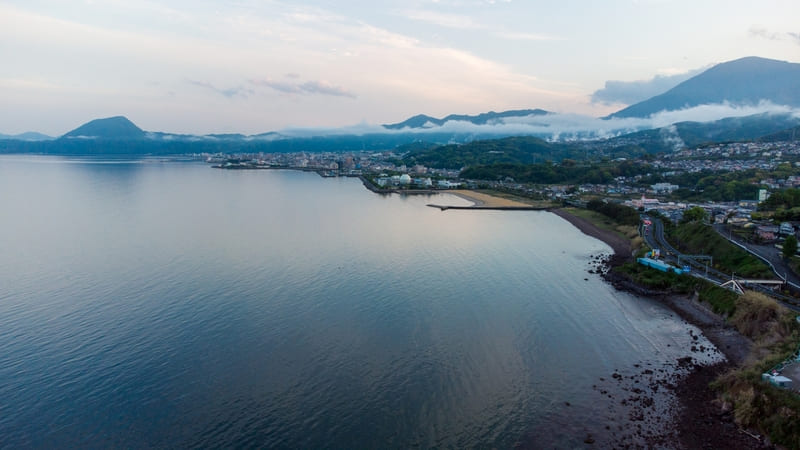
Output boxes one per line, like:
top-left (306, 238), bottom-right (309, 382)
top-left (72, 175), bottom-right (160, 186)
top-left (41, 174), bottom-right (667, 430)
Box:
top-left (0, 157), bottom-right (724, 448)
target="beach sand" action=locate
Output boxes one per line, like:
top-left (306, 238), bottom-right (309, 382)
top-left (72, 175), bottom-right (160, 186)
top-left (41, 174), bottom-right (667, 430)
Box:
top-left (445, 190), bottom-right (533, 208)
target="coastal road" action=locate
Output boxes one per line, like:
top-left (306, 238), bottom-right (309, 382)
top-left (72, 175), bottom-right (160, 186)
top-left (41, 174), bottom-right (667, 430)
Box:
top-left (712, 224), bottom-right (800, 291)
top-left (641, 217), bottom-right (800, 311)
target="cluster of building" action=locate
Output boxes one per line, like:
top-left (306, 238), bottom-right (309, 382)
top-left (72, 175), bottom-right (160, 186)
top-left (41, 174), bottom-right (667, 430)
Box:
top-left (654, 141), bottom-right (800, 173)
top-left (373, 174), bottom-right (462, 189)
top-left (760, 175), bottom-right (800, 190)
top-left (621, 193), bottom-right (800, 243)
top-left (201, 138), bottom-right (800, 222)
top-left (203, 151), bottom-right (462, 180)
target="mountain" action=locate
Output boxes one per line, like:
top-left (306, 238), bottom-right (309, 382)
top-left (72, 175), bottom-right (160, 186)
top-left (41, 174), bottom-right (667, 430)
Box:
top-left (0, 132), bottom-right (53, 141)
top-left (758, 125), bottom-right (800, 143)
top-left (401, 136), bottom-right (580, 169)
top-left (62, 116), bottom-right (146, 139)
top-left (592, 113), bottom-right (800, 153)
top-left (595, 112), bottom-right (800, 153)
top-left (383, 109), bottom-right (549, 129)
top-left (609, 57), bottom-right (800, 118)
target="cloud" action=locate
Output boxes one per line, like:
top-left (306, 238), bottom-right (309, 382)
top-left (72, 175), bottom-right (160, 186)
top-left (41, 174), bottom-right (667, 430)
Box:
top-left (274, 101), bottom-right (800, 142)
top-left (750, 26), bottom-right (800, 45)
top-left (591, 68), bottom-right (705, 105)
top-left (749, 26), bottom-right (784, 41)
top-left (400, 8), bottom-right (561, 41)
top-left (402, 10), bottom-right (484, 29)
top-left (493, 31), bottom-right (562, 41)
top-left (186, 80), bottom-right (253, 98)
top-left (250, 78), bottom-right (356, 98)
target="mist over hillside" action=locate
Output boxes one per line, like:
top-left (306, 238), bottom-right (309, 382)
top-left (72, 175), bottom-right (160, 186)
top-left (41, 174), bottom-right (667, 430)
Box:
top-left (2, 57), bottom-right (799, 156)
top-left (609, 57), bottom-right (800, 119)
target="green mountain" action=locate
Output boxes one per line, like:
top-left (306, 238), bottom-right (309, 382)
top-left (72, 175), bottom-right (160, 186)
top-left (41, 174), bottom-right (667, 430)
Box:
top-left (62, 116), bottom-right (145, 139)
top-left (597, 112), bottom-right (800, 153)
top-left (758, 125), bottom-right (800, 143)
top-left (610, 57), bottom-right (800, 118)
top-left (401, 136), bottom-right (580, 169)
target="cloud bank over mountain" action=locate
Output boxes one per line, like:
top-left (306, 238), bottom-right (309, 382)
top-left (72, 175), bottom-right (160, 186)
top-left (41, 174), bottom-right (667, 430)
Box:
top-left (591, 68), bottom-right (705, 105)
top-left (278, 101), bottom-right (800, 141)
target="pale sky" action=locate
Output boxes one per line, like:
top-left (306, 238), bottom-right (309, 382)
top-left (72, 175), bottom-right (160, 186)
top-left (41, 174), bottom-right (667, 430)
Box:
top-left (1, 0), bottom-right (799, 135)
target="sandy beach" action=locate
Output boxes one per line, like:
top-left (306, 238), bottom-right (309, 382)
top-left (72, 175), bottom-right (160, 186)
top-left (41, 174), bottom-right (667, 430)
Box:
top-left (446, 190), bottom-right (534, 208)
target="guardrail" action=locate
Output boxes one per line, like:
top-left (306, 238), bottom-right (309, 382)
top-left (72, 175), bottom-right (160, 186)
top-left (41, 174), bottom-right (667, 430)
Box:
top-left (641, 218), bottom-right (800, 310)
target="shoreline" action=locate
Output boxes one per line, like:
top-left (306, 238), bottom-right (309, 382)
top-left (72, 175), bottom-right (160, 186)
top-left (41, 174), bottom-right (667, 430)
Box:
top-left (554, 206), bottom-right (767, 448)
top-left (550, 207), bottom-right (632, 261)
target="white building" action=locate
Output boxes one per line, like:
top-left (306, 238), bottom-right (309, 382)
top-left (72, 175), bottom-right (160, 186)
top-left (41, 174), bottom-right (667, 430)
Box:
top-left (651, 183), bottom-right (679, 193)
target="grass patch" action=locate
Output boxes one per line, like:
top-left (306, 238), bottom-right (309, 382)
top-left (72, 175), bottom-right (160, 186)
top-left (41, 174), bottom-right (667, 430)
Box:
top-left (712, 292), bottom-right (800, 448)
top-left (615, 262), bottom-right (738, 315)
top-left (698, 283), bottom-right (739, 316)
top-left (670, 222), bottom-right (772, 278)
top-left (473, 189), bottom-right (552, 207)
top-left (562, 207), bottom-right (631, 241)
top-left (616, 261), bottom-right (697, 293)
top-left (789, 256), bottom-right (800, 276)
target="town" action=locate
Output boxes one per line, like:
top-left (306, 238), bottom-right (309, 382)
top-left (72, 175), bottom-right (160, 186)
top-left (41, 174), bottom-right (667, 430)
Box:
top-left (204, 138), bottom-right (800, 240)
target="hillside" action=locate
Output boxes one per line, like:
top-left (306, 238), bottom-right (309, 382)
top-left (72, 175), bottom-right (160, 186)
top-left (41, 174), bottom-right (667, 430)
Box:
top-left (598, 112), bottom-right (800, 153)
top-left (670, 222), bottom-right (772, 278)
top-left (610, 57), bottom-right (800, 119)
top-left (0, 132), bottom-right (53, 141)
top-left (401, 135), bottom-right (579, 169)
top-left (759, 125), bottom-right (800, 143)
top-left (62, 116), bottom-right (146, 139)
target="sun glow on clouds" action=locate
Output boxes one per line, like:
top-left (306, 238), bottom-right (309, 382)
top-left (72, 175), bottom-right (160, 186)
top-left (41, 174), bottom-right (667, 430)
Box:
top-left (0, 1), bottom-right (585, 134)
top-left (1, 1), bottom-right (799, 135)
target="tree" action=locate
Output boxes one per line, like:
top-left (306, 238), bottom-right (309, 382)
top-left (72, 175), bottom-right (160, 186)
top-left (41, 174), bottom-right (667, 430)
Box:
top-left (681, 206), bottom-right (708, 224)
top-left (783, 235), bottom-right (798, 259)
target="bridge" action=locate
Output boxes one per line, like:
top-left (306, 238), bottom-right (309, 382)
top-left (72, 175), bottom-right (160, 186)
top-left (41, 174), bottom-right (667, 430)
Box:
top-left (641, 216), bottom-right (800, 311)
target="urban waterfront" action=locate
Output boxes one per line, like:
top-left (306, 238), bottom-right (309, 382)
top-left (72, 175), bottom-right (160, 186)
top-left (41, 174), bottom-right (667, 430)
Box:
top-left (0, 156), bottom-right (721, 447)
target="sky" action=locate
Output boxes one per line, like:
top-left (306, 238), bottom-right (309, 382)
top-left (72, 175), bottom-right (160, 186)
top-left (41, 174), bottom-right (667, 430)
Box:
top-left (1, 0), bottom-right (799, 136)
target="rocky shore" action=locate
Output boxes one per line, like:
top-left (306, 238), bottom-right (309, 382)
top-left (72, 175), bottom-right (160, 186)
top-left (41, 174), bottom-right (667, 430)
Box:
top-left (554, 207), bottom-right (773, 449)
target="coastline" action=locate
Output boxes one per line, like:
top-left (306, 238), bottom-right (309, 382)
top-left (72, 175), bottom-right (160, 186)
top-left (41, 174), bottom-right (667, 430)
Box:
top-left (553, 206), bottom-right (767, 448)
top-left (550, 207), bottom-right (632, 261)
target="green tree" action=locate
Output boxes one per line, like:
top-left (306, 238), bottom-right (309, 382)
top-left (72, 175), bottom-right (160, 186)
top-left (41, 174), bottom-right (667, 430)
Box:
top-left (782, 235), bottom-right (798, 259)
top-left (681, 206), bottom-right (708, 224)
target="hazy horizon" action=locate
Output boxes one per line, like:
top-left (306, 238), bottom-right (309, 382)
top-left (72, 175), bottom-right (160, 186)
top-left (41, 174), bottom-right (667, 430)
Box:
top-left (1, 1), bottom-right (799, 135)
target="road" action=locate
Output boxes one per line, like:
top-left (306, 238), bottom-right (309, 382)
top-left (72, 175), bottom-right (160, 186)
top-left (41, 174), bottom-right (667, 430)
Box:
top-left (712, 223), bottom-right (800, 290)
top-left (642, 217), bottom-right (729, 282)
top-left (641, 216), bottom-right (800, 311)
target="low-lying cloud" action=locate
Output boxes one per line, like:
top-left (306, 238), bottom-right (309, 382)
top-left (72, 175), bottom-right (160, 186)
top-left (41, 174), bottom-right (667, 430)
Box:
top-left (591, 68), bottom-right (705, 105)
top-left (274, 101), bottom-right (800, 141)
top-left (750, 26), bottom-right (800, 46)
top-left (250, 78), bottom-right (356, 98)
top-left (186, 80), bottom-right (253, 98)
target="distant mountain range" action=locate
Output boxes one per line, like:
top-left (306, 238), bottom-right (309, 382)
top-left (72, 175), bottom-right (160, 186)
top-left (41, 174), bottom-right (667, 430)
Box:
top-left (609, 56), bottom-right (800, 118)
top-left (1, 56), bottom-right (799, 157)
top-left (0, 131), bottom-right (53, 141)
top-left (382, 109), bottom-right (549, 130)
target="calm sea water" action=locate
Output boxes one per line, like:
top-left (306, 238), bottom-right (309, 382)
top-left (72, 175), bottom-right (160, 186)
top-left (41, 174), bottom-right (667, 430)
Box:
top-left (0, 156), bottom-right (716, 448)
